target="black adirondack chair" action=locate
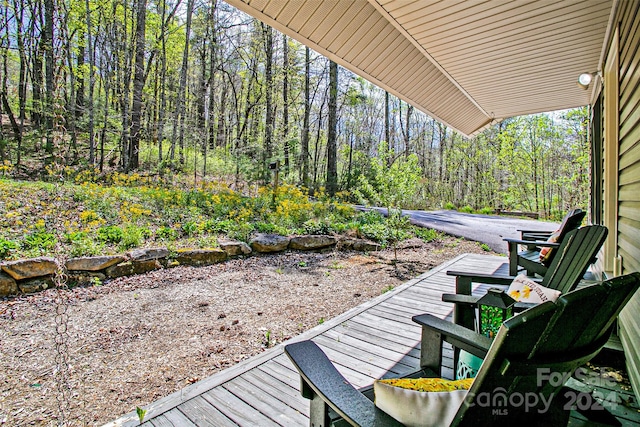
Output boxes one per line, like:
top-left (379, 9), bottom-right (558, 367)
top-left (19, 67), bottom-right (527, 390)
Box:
top-left (444, 225), bottom-right (608, 331)
top-left (504, 208), bottom-right (586, 276)
top-left (284, 273), bottom-right (640, 427)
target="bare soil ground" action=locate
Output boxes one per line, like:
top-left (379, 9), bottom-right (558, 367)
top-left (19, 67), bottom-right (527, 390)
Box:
top-left (0, 237), bottom-right (491, 426)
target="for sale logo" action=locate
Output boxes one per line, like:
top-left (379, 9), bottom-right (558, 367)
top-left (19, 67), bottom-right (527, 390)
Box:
top-left (466, 367), bottom-right (619, 415)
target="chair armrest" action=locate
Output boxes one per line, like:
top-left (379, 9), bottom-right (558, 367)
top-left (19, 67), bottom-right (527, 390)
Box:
top-left (514, 302), bottom-right (538, 312)
top-left (521, 232), bottom-right (553, 240)
top-left (442, 294), bottom-right (539, 315)
top-left (447, 270), bottom-right (516, 288)
top-left (412, 314), bottom-right (492, 366)
top-left (441, 293), bottom-right (480, 305)
top-left (518, 228), bottom-right (553, 235)
top-left (503, 237), bottom-right (559, 247)
top-left (284, 340), bottom-right (403, 427)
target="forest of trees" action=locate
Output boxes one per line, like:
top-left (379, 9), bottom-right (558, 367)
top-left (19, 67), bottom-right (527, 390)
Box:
top-left (0, 0), bottom-right (590, 219)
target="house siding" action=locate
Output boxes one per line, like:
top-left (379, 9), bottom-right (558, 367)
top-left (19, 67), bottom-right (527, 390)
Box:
top-left (616, 0), bottom-right (640, 402)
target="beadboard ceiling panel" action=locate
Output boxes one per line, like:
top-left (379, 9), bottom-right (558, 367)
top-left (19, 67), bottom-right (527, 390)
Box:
top-left (223, 0), bottom-right (614, 137)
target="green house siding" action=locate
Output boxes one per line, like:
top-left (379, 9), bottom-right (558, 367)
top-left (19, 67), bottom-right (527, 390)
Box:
top-left (617, 0), bottom-right (640, 402)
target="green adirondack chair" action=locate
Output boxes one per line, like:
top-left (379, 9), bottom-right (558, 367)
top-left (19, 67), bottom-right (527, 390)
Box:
top-left (444, 224), bottom-right (608, 331)
top-left (284, 273), bottom-right (640, 427)
top-left (504, 208), bottom-right (586, 276)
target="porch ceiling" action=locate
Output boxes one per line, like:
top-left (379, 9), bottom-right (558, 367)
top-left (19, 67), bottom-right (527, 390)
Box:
top-left (223, 0), bottom-right (613, 137)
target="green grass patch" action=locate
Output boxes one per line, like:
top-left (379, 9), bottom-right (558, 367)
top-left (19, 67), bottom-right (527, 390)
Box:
top-left (0, 175), bottom-right (444, 260)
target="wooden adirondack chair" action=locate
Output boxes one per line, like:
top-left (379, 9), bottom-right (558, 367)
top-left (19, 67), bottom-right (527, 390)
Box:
top-left (284, 273), bottom-right (640, 427)
top-left (504, 208), bottom-right (586, 276)
top-left (444, 225), bottom-right (608, 331)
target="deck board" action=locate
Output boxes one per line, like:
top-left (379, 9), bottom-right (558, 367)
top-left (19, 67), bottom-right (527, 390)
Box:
top-left (106, 253), bottom-right (640, 426)
top-left (177, 396), bottom-right (236, 426)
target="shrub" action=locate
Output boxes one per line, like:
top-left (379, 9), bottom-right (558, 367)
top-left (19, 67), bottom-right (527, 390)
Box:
top-left (119, 225), bottom-right (150, 250)
top-left (23, 229), bottom-right (56, 252)
top-left (97, 225), bottom-right (124, 243)
top-left (413, 227), bottom-right (441, 242)
top-left (359, 222), bottom-right (389, 243)
top-left (355, 209), bottom-right (385, 225)
top-left (156, 226), bottom-right (178, 241)
top-left (444, 202), bottom-right (456, 210)
top-left (70, 237), bottom-right (105, 257)
top-left (302, 219), bottom-right (333, 235)
top-left (227, 221), bottom-right (254, 242)
top-left (0, 237), bottom-right (19, 259)
top-left (181, 221), bottom-right (199, 237)
top-left (459, 205), bottom-right (474, 213)
top-left (202, 219), bottom-right (230, 234)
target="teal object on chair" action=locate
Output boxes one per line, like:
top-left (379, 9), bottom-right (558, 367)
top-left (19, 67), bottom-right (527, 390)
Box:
top-left (456, 350), bottom-right (482, 379)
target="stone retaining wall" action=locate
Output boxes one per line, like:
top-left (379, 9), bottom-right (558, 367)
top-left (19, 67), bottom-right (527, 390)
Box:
top-left (0, 234), bottom-right (381, 297)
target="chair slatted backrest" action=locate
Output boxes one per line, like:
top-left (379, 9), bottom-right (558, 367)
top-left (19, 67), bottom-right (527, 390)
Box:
top-left (555, 209), bottom-right (586, 241)
top-left (453, 273), bottom-right (640, 426)
top-left (540, 225), bottom-right (608, 293)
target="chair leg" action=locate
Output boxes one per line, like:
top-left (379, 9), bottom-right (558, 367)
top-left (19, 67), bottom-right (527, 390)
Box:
top-left (309, 393), bottom-right (331, 427)
top-left (508, 241), bottom-right (519, 276)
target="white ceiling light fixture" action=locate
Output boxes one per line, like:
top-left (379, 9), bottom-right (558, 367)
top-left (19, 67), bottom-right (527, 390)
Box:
top-left (577, 71), bottom-right (600, 90)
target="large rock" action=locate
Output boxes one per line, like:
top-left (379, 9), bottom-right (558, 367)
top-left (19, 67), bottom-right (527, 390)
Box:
top-left (1, 257), bottom-right (58, 280)
top-left (289, 235), bottom-right (337, 250)
top-left (128, 247), bottom-right (169, 262)
top-left (174, 249), bottom-right (228, 266)
top-left (249, 234), bottom-right (290, 253)
top-left (105, 260), bottom-right (161, 278)
top-left (67, 271), bottom-right (107, 286)
top-left (18, 276), bottom-right (54, 294)
top-left (0, 271), bottom-right (17, 296)
top-left (339, 238), bottom-right (381, 252)
top-left (353, 239), bottom-right (382, 252)
top-left (66, 255), bottom-right (125, 272)
top-left (219, 240), bottom-right (252, 256)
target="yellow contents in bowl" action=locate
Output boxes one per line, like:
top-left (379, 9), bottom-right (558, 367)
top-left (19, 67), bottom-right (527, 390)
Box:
top-left (377, 377), bottom-right (473, 392)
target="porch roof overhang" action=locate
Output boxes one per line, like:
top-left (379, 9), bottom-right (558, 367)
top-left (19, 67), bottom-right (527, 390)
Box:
top-left (223, 0), bottom-right (614, 138)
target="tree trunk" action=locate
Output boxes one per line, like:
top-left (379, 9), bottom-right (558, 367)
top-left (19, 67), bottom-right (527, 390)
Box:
top-left (13, 0), bottom-right (26, 152)
top-left (43, 0), bottom-right (55, 157)
top-left (282, 35), bottom-right (290, 174)
top-left (301, 46), bottom-right (310, 187)
top-left (85, 0), bottom-right (95, 165)
top-left (385, 91), bottom-right (390, 144)
top-left (263, 23), bottom-right (274, 181)
top-left (170, 0), bottom-right (193, 168)
top-left (326, 60), bottom-right (338, 195)
top-left (30, 0), bottom-right (44, 128)
top-left (128, 0), bottom-right (147, 171)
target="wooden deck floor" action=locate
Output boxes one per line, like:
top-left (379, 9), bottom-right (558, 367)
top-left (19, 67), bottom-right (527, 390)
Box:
top-left (106, 253), bottom-right (640, 427)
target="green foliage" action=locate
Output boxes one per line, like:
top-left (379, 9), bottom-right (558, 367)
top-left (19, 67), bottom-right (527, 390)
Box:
top-left (413, 227), bottom-right (440, 243)
top-left (226, 221), bottom-right (255, 242)
top-left (156, 226), bottom-right (179, 241)
top-left (136, 407), bottom-right (147, 424)
top-left (0, 237), bottom-right (19, 259)
top-left (23, 228), bottom-right (56, 253)
top-left (353, 142), bottom-right (423, 209)
top-left (97, 225), bottom-right (124, 244)
top-left (444, 202), bottom-right (456, 210)
top-left (66, 231), bottom-right (105, 257)
top-left (302, 219), bottom-right (334, 235)
top-left (181, 221), bottom-right (199, 237)
top-left (119, 225), bottom-right (150, 250)
top-left (355, 209), bottom-right (385, 225)
top-left (459, 205), bottom-right (474, 213)
top-left (382, 284), bottom-right (395, 294)
top-left (359, 222), bottom-right (389, 243)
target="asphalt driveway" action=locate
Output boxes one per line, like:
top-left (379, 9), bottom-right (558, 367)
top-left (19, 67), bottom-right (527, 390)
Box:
top-left (362, 207), bottom-right (559, 254)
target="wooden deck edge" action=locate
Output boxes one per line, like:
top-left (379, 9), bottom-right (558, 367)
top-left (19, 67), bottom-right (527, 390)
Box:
top-left (105, 253), bottom-right (479, 426)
